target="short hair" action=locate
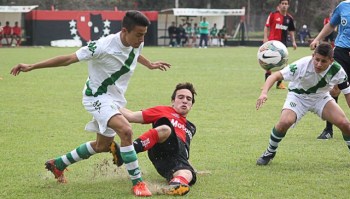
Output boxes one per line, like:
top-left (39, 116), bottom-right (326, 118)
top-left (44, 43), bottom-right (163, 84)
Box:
top-left (314, 43), bottom-right (333, 58)
top-left (280, 0), bottom-right (289, 4)
top-left (171, 82), bottom-right (197, 104)
top-left (122, 10), bottom-right (150, 32)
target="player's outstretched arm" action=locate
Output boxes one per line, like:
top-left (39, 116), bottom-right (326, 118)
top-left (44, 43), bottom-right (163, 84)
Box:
top-left (137, 55), bottom-right (171, 71)
top-left (10, 53), bottom-right (78, 76)
top-left (256, 72), bottom-right (283, 110)
top-left (119, 108), bottom-right (144, 124)
top-left (310, 23), bottom-right (336, 50)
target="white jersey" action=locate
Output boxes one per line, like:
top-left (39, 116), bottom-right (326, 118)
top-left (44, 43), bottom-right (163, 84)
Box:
top-left (280, 56), bottom-right (350, 98)
top-left (76, 32), bottom-right (143, 104)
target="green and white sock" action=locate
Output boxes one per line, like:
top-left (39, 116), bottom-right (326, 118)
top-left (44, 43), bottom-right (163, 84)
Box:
top-left (54, 141), bottom-right (96, 171)
top-left (120, 145), bottom-right (142, 185)
top-left (267, 127), bottom-right (285, 153)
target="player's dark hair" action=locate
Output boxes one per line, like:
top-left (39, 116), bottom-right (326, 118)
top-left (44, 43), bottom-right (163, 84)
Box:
top-left (314, 43), bottom-right (333, 58)
top-left (280, 0), bottom-right (289, 4)
top-left (122, 10), bottom-right (150, 32)
top-left (171, 82), bottom-right (197, 104)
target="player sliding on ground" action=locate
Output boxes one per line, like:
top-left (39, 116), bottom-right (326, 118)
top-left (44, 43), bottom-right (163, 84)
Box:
top-left (256, 43), bottom-right (350, 165)
top-left (111, 82), bottom-right (198, 196)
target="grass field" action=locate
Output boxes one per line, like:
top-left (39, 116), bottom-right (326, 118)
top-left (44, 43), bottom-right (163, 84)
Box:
top-left (1, 46), bottom-right (350, 199)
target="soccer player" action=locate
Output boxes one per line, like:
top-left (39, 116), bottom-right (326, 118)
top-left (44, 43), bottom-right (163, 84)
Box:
top-left (10, 21), bottom-right (22, 46)
top-left (263, 0), bottom-right (297, 89)
top-left (10, 10), bottom-right (171, 197)
top-left (256, 43), bottom-right (350, 166)
top-left (112, 82), bottom-right (197, 196)
top-left (310, 1), bottom-right (350, 140)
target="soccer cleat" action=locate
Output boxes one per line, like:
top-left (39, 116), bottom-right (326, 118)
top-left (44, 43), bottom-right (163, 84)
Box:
top-left (276, 82), bottom-right (286, 89)
top-left (132, 181), bottom-right (152, 197)
top-left (165, 183), bottom-right (190, 196)
top-left (110, 141), bottom-right (124, 167)
top-left (317, 129), bottom-right (333, 140)
top-left (45, 159), bottom-right (67, 183)
top-left (256, 150), bottom-right (276, 165)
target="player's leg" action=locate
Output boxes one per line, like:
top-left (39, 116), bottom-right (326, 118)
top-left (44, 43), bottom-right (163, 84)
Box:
top-left (166, 169), bottom-right (193, 196)
top-left (256, 109), bottom-right (295, 165)
top-left (108, 114), bottom-right (152, 196)
top-left (318, 87), bottom-right (339, 139)
top-left (257, 94), bottom-right (301, 165)
top-left (165, 146), bottom-right (196, 195)
top-left (321, 100), bottom-right (350, 150)
top-left (45, 138), bottom-right (102, 183)
top-left (318, 47), bottom-right (349, 139)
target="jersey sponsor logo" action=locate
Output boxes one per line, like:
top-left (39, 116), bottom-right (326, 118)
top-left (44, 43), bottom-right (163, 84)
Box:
top-left (290, 102), bottom-right (297, 107)
top-left (275, 24), bottom-right (288, 30)
top-left (171, 118), bottom-right (193, 140)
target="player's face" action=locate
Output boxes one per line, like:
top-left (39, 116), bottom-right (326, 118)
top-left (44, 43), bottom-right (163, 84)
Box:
top-left (312, 53), bottom-right (334, 73)
top-left (122, 25), bottom-right (148, 48)
top-left (172, 89), bottom-right (193, 116)
top-left (279, 1), bottom-right (289, 12)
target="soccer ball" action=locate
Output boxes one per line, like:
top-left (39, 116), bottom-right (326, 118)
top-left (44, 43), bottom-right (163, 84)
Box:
top-left (257, 40), bottom-right (289, 71)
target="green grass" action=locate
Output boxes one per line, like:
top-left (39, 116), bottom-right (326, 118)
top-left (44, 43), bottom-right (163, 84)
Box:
top-left (1, 46), bottom-right (350, 199)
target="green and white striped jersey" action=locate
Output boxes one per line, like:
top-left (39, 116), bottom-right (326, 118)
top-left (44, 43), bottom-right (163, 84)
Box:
top-left (281, 56), bottom-right (350, 96)
top-left (76, 32), bottom-right (143, 103)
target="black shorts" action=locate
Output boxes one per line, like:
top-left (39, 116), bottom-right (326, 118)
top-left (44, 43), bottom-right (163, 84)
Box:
top-left (147, 118), bottom-right (197, 185)
top-left (334, 47), bottom-right (350, 80)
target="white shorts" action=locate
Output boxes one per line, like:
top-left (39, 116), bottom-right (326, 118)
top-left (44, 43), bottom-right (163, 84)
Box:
top-left (283, 92), bottom-right (334, 126)
top-left (82, 94), bottom-right (126, 137)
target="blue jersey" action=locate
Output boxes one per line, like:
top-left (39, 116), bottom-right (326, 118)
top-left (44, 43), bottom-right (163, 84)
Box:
top-left (331, 0), bottom-right (350, 48)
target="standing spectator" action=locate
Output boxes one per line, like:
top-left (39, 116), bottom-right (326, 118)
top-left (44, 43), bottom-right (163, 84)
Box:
top-left (3, 21), bottom-right (12, 46)
top-left (10, 10), bottom-right (171, 197)
top-left (310, 1), bottom-right (350, 140)
top-left (168, 21), bottom-right (177, 47)
top-left (323, 12), bottom-right (336, 47)
top-left (11, 21), bottom-right (22, 46)
top-left (298, 24), bottom-right (311, 44)
top-left (218, 25), bottom-right (227, 47)
top-left (199, 17), bottom-right (209, 48)
top-left (209, 23), bottom-right (218, 46)
top-left (263, 0), bottom-right (297, 90)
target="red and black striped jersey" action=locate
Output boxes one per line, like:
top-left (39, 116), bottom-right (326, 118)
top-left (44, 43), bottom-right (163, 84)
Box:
top-left (265, 11), bottom-right (296, 45)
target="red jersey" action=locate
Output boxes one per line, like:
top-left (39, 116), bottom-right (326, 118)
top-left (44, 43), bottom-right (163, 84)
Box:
top-left (142, 106), bottom-right (189, 143)
top-left (265, 11), bottom-right (295, 45)
top-left (3, 25), bottom-right (11, 35)
top-left (12, 26), bottom-right (21, 35)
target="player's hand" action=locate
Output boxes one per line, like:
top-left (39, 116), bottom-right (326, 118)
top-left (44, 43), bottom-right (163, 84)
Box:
top-left (309, 40), bottom-right (318, 50)
top-left (256, 94), bottom-right (268, 110)
top-left (149, 61), bottom-right (171, 71)
top-left (10, 63), bottom-right (33, 76)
